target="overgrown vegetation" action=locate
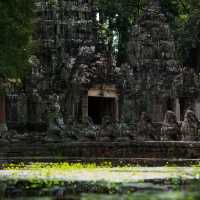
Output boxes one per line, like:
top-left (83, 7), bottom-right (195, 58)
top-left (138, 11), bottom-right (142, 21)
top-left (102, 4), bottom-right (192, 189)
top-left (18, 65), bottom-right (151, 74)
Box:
top-left (0, 0), bottom-right (200, 82)
top-left (0, 0), bottom-right (33, 79)
top-left (160, 0), bottom-right (200, 69)
top-left (97, 0), bottom-right (200, 69)
top-left (97, 0), bottom-right (147, 65)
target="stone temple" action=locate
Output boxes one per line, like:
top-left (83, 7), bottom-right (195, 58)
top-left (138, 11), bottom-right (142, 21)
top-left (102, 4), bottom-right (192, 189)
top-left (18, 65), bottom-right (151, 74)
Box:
top-left (2, 0), bottom-right (200, 142)
top-left (117, 1), bottom-right (200, 126)
top-left (125, 1), bottom-right (200, 123)
top-left (125, 0), bottom-right (178, 122)
top-left (29, 0), bottom-right (118, 126)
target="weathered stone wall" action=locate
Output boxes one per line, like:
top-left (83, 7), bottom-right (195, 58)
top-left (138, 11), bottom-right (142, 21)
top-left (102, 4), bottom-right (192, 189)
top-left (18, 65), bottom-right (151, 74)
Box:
top-left (1, 141), bottom-right (200, 165)
top-left (124, 0), bottom-right (200, 124)
top-left (125, 1), bottom-right (178, 122)
top-left (27, 0), bottom-right (115, 126)
top-left (32, 0), bottom-right (113, 88)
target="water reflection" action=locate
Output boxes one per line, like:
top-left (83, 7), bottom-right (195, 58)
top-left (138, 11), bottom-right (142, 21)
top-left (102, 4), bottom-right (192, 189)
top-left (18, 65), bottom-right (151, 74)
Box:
top-left (4, 198), bottom-right (51, 200)
top-left (3, 192), bottom-right (200, 200)
top-left (81, 192), bottom-right (200, 200)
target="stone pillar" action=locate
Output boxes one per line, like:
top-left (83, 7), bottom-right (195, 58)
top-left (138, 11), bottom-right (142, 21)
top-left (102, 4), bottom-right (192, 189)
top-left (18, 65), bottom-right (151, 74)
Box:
top-left (82, 93), bottom-right (88, 123)
top-left (115, 97), bottom-right (119, 122)
top-left (0, 95), bottom-right (8, 132)
top-left (195, 99), bottom-right (200, 120)
top-left (156, 104), bottom-right (163, 122)
top-left (17, 94), bottom-right (28, 125)
top-left (152, 97), bottom-right (163, 122)
top-left (175, 98), bottom-right (181, 121)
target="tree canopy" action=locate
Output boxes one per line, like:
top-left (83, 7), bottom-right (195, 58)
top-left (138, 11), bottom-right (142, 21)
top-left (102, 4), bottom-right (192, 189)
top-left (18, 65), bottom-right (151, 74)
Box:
top-left (0, 0), bottom-right (33, 79)
top-left (97, 0), bottom-right (147, 65)
top-left (0, 0), bottom-right (200, 80)
top-left (160, 0), bottom-right (200, 69)
top-left (97, 0), bottom-right (200, 70)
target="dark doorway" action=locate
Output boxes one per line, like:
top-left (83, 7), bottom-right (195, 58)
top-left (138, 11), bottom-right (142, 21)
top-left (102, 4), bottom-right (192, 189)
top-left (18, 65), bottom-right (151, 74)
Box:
top-left (88, 96), bottom-right (116, 124)
top-left (179, 97), bottom-right (193, 121)
top-left (166, 98), bottom-right (173, 111)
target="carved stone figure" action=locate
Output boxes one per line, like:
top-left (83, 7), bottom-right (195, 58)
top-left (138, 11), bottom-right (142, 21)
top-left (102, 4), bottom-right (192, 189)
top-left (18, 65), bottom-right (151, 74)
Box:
top-left (65, 115), bottom-right (80, 140)
top-left (137, 112), bottom-right (157, 141)
top-left (161, 111), bottom-right (181, 141)
top-left (98, 116), bottom-right (117, 141)
top-left (181, 108), bottom-right (200, 141)
top-left (48, 94), bottom-right (65, 134)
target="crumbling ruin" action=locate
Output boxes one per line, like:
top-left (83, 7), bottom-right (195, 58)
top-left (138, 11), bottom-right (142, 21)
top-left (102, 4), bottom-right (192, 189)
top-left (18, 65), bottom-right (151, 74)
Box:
top-left (2, 0), bottom-right (200, 142)
top-left (30, 0), bottom-right (118, 125)
top-left (125, 0), bottom-right (178, 122)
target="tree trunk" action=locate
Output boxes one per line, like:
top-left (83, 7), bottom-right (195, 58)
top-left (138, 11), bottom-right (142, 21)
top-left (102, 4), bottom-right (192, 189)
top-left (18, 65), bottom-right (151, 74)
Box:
top-left (0, 95), bottom-right (8, 132)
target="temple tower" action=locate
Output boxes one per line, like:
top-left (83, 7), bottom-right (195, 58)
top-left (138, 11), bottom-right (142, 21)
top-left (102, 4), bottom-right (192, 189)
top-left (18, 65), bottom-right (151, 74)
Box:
top-left (126, 0), bottom-right (178, 122)
top-left (29, 0), bottom-right (117, 125)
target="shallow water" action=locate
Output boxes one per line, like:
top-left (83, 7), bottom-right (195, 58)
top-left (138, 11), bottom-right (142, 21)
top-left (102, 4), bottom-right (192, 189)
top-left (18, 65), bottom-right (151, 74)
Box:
top-left (1, 163), bottom-right (200, 200)
top-left (83, 193), bottom-right (200, 200)
top-left (3, 192), bottom-right (200, 200)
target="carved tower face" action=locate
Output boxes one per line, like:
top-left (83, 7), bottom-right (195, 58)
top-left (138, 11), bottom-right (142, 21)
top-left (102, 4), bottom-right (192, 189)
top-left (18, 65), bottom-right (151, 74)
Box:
top-left (127, 0), bottom-right (177, 74)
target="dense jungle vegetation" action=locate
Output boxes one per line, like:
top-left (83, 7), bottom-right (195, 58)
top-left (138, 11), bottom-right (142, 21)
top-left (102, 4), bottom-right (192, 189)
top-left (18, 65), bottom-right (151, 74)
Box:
top-left (98, 0), bottom-right (200, 69)
top-left (0, 0), bottom-right (33, 79)
top-left (0, 0), bottom-right (200, 79)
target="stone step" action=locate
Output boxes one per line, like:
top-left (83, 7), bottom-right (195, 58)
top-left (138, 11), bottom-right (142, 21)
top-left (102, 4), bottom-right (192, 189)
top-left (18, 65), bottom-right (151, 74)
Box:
top-left (1, 142), bottom-right (200, 165)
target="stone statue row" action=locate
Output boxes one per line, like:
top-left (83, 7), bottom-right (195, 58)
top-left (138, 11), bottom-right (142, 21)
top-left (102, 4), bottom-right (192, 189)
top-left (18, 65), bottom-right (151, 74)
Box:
top-left (1, 92), bottom-right (200, 142)
top-left (48, 97), bottom-right (200, 141)
top-left (138, 108), bottom-right (200, 141)
top-left (47, 92), bottom-right (200, 141)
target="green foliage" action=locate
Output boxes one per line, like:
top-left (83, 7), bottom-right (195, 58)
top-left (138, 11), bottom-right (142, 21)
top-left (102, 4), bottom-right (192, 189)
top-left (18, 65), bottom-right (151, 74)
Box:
top-left (0, 0), bottom-right (33, 78)
top-left (0, 0), bottom-right (200, 79)
top-left (97, 0), bottom-right (147, 64)
top-left (160, 0), bottom-right (200, 66)
top-left (180, 5), bottom-right (200, 67)
top-left (98, 0), bottom-right (200, 69)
